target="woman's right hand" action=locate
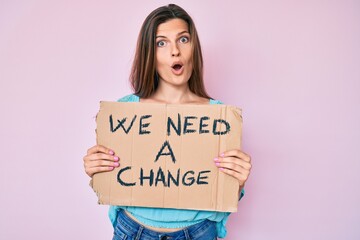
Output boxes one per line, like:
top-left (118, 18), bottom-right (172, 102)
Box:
top-left (83, 145), bottom-right (120, 177)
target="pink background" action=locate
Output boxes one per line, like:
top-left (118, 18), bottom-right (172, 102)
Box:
top-left (1, 0), bottom-right (359, 239)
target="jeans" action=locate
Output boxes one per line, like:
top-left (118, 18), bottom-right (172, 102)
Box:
top-left (112, 209), bottom-right (217, 240)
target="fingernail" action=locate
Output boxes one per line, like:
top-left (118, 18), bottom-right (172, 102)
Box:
top-left (109, 166), bottom-right (114, 170)
top-left (215, 162), bottom-right (220, 166)
top-left (220, 153), bottom-right (225, 157)
top-left (113, 162), bottom-right (119, 167)
top-left (109, 150), bottom-right (114, 155)
top-left (220, 167), bottom-right (224, 171)
top-left (114, 156), bottom-right (119, 161)
top-left (213, 157), bottom-right (219, 161)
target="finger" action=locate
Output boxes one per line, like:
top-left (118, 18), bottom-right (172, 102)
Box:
top-left (215, 161), bottom-right (251, 177)
top-left (86, 153), bottom-right (120, 162)
top-left (214, 161), bottom-right (243, 173)
top-left (214, 156), bottom-right (252, 171)
top-left (218, 167), bottom-right (249, 184)
top-left (87, 145), bottom-right (115, 155)
top-left (83, 154), bottom-right (119, 170)
top-left (86, 166), bottom-right (115, 177)
top-left (85, 159), bottom-right (120, 169)
top-left (219, 149), bottom-right (251, 162)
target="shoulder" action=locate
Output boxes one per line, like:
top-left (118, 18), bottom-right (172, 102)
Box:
top-left (117, 94), bottom-right (140, 103)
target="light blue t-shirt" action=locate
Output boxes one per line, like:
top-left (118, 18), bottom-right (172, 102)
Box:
top-left (108, 94), bottom-right (245, 238)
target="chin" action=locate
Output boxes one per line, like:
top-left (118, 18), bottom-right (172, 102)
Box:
top-left (171, 78), bottom-right (190, 86)
top-left (161, 76), bottom-right (190, 86)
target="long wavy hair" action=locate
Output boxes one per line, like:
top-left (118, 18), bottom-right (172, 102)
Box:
top-left (130, 4), bottom-right (211, 99)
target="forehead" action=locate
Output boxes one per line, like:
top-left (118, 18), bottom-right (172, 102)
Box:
top-left (156, 18), bottom-right (189, 35)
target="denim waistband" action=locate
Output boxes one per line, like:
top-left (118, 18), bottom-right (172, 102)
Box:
top-left (114, 209), bottom-right (217, 240)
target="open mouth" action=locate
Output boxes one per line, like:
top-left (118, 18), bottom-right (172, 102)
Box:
top-left (172, 64), bottom-right (183, 70)
top-left (171, 62), bottom-right (184, 75)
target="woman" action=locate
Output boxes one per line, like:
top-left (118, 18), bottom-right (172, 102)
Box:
top-left (83, 4), bottom-right (251, 239)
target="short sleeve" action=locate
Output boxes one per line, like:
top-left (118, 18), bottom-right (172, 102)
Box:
top-left (117, 94), bottom-right (139, 102)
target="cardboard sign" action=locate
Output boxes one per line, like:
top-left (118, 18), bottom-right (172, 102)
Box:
top-left (92, 101), bottom-right (242, 212)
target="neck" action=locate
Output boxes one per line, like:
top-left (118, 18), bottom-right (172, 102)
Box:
top-left (151, 81), bottom-right (193, 104)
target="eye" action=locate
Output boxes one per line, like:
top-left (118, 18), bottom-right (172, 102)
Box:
top-left (156, 40), bottom-right (166, 47)
top-left (179, 36), bottom-right (189, 44)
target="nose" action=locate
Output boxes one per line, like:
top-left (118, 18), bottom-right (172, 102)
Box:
top-left (171, 43), bottom-right (180, 57)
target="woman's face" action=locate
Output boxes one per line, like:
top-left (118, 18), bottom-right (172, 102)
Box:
top-left (155, 18), bottom-right (193, 88)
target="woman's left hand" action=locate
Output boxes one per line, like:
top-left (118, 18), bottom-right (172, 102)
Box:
top-left (214, 149), bottom-right (252, 190)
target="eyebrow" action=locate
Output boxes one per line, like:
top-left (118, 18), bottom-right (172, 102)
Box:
top-left (156, 30), bottom-right (190, 38)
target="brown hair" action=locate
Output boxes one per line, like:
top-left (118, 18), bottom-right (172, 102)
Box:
top-left (130, 4), bottom-right (211, 99)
